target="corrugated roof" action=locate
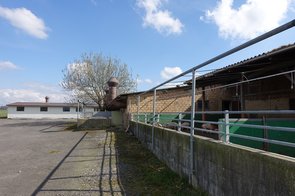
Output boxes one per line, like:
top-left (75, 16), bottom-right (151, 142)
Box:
top-left (118, 85), bottom-right (190, 97)
top-left (193, 43), bottom-right (295, 83)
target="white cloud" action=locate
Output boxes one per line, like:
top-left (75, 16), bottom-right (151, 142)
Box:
top-left (137, 78), bottom-right (153, 84)
top-left (203, 0), bottom-right (293, 40)
top-left (0, 61), bottom-right (20, 70)
top-left (144, 79), bottom-right (153, 84)
top-left (137, 0), bottom-right (183, 35)
top-left (22, 82), bottom-right (61, 93)
top-left (0, 6), bottom-right (48, 39)
top-left (161, 66), bottom-right (182, 79)
top-left (0, 83), bottom-right (68, 105)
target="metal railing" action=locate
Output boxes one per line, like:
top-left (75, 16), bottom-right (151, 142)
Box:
top-left (132, 19), bottom-right (295, 183)
top-left (132, 110), bottom-right (295, 149)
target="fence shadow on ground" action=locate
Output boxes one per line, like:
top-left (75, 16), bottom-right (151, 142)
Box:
top-left (31, 130), bottom-right (125, 195)
top-left (31, 125), bottom-right (204, 195)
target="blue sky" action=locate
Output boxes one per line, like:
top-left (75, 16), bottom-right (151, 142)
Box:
top-left (0, 0), bottom-right (294, 105)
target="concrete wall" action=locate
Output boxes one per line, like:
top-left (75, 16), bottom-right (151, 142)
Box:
top-left (8, 106), bottom-right (79, 119)
top-left (111, 111), bottom-right (122, 126)
top-left (93, 111), bottom-right (111, 118)
top-left (130, 121), bottom-right (295, 196)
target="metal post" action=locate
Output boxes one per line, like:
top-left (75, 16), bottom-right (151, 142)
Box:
top-left (144, 113), bottom-right (147, 124)
top-left (77, 101), bottom-right (79, 119)
top-left (190, 69), bottom-right (196, 183)
top-left (139, 20), bottom-right (295, 95)
top-left (137, 96), bottom-right (140, 137)
top-left (202, 86), bottom-right (206, 121)
top-left (178, 113), bottom-right (182, 131)
top-left (77, 101), bottom-right (79, 128)
top-left (262, 116), bottom-right (269, 151)
top-left (152, 89), bottom-right (156, 148)
top-left (157, 114), bottom-right (160, 123)
top-left (224, 110), bottom-right (230, 143)
top-left (240, 73), bottom-right (245, 118)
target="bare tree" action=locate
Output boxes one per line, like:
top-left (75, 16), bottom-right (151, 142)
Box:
top-left (61, 53), bottom-right (136, 110)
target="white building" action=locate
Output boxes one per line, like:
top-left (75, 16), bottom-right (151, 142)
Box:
top-left (6, 102), bottom-right (99, 119)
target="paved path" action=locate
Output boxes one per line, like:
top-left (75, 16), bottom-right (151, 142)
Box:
top-left (35, 130), bottom-right (124, 195)
top-left (0, 119), bottom-right (124, 196)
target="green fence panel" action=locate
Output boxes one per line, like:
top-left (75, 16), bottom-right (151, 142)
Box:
top-left (219, 119), bottom-right (295, 157)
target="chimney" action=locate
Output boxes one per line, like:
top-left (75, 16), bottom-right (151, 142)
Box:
top-left (45, 96), bottom-right (49, 103)
top-left (107, 77), bottom-right (119, 102)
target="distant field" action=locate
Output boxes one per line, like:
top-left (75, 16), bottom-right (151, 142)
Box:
top-left (0, 110), bottom-right (7, 118)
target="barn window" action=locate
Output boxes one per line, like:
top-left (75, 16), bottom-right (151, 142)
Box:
top-left (63, 107), bottom-right (70, 112)
top-left (16, 106), bottom-right (24, 111)
top-left (40, 107), bottom-right (48, 112)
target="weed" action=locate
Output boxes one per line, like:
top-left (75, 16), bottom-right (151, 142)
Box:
top-left (113, 130), bottom-right (207, 195)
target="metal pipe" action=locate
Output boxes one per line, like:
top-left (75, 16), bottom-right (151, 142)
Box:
top-left (144, 113), bottom-right (147, 124)
top-left (137, 96), bottom-right (140, 137)
top-left (138, 112), bottom-right (295, 133)
top-left (228, 133), bottom-right (295, 148)
top-left (194, 119), bottom-right (295, 133)
top-left (190, 70), bottom-right (196, 183)
top-left (152, 89), bottom-right (157, 148)
top-left (139, 19), bottom-right (295, 94)
top-left (262, 116), bottom-right (269, 151)
top-left (77, 101), bottom-right (79, 128)
top-left (136, 109), bottom-right (295, 116)
top-left (224, 110), bottom-right (230, 143)
top-left (193, 110), bottom-right (295, 114)
top-left (197, 69), bottom-right (295, 95)
top-left (227, 121), bottom-right (295, 133)
top-left (178, 113), bottom-right (182, 131)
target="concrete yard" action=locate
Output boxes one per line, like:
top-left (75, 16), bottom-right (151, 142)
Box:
top-left (0, 119), bottom-right (123, 195)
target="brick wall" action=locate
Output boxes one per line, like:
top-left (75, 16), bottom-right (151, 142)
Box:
top-left (125, 78), bottom-right (293, 116)
top-left (246, 98), bottom-right (289, 110)
top-left (126, 86), bottom-right (233, 114)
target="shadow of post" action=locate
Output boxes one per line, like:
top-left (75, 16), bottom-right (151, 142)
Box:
top-left (32, 130), bottom-right (125, 195)
top-left (31, 127), bottom-right (204, 195)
